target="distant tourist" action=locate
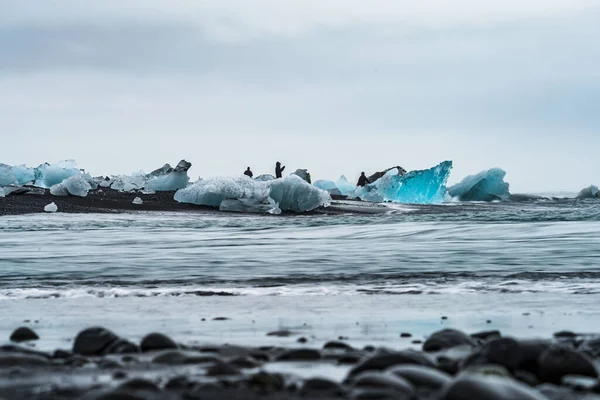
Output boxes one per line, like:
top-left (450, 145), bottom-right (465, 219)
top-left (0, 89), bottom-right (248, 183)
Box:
top-left (357, 172), bottom-right (370, 187)
top-left (244, 167), bottom-right (253, 178)
top-left (275, 162), bottom-right (285, 178)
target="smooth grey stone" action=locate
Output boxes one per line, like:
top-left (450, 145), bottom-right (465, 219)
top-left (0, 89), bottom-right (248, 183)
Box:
top-left (152, 350), bottom-right (218, 365)
top-left (73, 327), bottom-right (119, 355)
top-left (205, 360), bottom-right (241, 376)
top-left (352, 371), bottom-right (415, 394)
top-left (423, 329), bottom-right (476, 352)
top-left (441, 374), bottom-right (550, 400)
top-left (0, 352), bottom-right (49, 367)
top-left (387, 364), bottom-right (452, 389)
top-left (349, 349), bottom-right (435, 376)
top-left (324, 341), bottom-right (354, 351)
top-left (463, 337), bottom-right (522, 370)
top-left (140, 333), bottom-right (178, 352)
top-left (9, 327), bottom-right (39, 342)
top-left (471, 330), bottom-right (502, 341)
top-left (302, 377), bottom-right (344, 395)
top-left (275, 348), bottom-right (321, 361)
top-left (103, 338), bottom-right (139, 355)
top-left (537, 384), bottom-right (591, 400)
top-left (118, 378), bottom-right (160, 392)
top-left (539, 346), bottom-right (598, 384)
top-left (561, 374), bottom-right (599, 391)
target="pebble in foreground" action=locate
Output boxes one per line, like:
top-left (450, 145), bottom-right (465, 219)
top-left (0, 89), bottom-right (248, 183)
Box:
top-left (2, 326), bottom-right (600, 399)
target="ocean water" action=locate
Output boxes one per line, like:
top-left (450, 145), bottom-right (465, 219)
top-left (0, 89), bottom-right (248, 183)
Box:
top-left (1, 199), bottom-right (600, 352)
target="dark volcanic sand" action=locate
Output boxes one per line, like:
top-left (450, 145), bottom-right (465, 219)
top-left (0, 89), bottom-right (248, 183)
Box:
top-left (0, 188), bottom-right (231, 216)
top-left (1, 325), bottom-right (599, 399)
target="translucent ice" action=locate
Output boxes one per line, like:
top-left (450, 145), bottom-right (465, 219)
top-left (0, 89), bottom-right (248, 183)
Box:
top-left (576, 185), bottom-right (599, 199)
top-left (175, 175), bottom-right (330, 213)
top-left (44, 202), bottom-right (58, 213)
top-left (145, 171), bottom-right (189, 191)
top-left (35, 160), bottom-right (81, 188)
top-left (175, 176), bottom-right (269, 208)
top-left (357, 161), bottom-right (452, 204)
top-left (335, 176), bottom-right (357, 196)
top-left (269, 175), bottom-right (331, 212)
top-left (110, 171), bottom-right (146, 192)
top-left (132, 197), bottom-right (143, 205)
top-left (313, 180), bottom-right (342, 196)
top-left (11, 165), bottom-right (35, 186)
top-left (448, 168), bottom-right (510, 201)
top-left (0, 164), bottom-right (16, 186)
top-left (50, 174), bottom-right (92, 197)
top-left (219, 198), bottom-right (273, 213)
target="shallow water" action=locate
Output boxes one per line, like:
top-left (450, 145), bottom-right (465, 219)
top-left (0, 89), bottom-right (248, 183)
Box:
top-left (1, 199), bottom-right (600, 347)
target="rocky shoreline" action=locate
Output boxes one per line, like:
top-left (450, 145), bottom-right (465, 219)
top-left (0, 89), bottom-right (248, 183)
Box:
top-left (1, 325), bottom-right (599, 399)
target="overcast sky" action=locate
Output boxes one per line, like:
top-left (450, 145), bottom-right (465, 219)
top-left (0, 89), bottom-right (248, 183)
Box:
top-left (1, 1), bottom-right (599, 192)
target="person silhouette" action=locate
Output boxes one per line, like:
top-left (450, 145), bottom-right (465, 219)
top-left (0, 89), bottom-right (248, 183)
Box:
top-left (357, 172), bottom-right (370, 187)
top-left (275, 162), bottom-right (285, 178)
top-left (244, 167), bottom-right (253, 178)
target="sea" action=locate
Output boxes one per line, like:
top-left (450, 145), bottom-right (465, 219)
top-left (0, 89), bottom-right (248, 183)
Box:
top-left (1, 198), bottom-right (600, 358)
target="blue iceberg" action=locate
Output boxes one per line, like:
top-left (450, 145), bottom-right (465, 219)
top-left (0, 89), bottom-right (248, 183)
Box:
top-left (448, 168), bottom-right (510, 201)
top-left (175, 175), bottom-right (330, 213)
top-left (313, 180), bottom-right (342, 196)
top-left (0, 164), bottom-right (17, 187)
top-left (358, 161), bottom-right (453, 204)
top-left (335, 176), bottom-right (357, 196)
top-left (34, 160), bottom-right (81, 188)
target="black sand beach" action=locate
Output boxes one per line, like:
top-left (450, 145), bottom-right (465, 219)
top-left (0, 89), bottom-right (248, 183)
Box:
top-left (0, 189), bottom-right (216, 216)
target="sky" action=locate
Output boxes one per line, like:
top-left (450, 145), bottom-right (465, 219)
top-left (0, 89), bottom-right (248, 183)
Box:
top-left (1, 1), bottom-right (599, 192)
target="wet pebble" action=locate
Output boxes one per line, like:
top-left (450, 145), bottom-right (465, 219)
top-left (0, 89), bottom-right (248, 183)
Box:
top-left (73, 327), bottom-right (119, 356)
top-left (140, 332), bottom-right (178, 352)
top-left (400, 333), bottom-right (412, 338)
top-left (538, 346), bottom-right (598, 384)
top-left (324, 341), bottom-right (354, 351)
top-left (440, 374), bottom-right (549, 400)
top-left (387, 364), bottom-right (452, 390)
top-left (349, 349), bottom-right (435, 376)
top-left (9, 327), bottom-right (39, 343)
top-left (301, 377), bottom-right (344, 396)
top-left (266, 330), bottom-right (296, 337)
top-left (351, 371), bottom-right (415, 395)
top-left (276, 348), bottom-right (321, 361)
top-left (206, 360), bottom-right (241, 376)
top-left (423, 329), bottom-right (476, 352)
top-left (0, 353), bottom-right (49, 368)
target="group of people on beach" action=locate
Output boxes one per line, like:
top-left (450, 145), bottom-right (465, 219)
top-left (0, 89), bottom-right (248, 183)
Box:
top-left (243, 162), bottom-right (371, 187)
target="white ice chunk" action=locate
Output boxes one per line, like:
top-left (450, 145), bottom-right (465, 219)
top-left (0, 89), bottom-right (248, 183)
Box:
top-left (175, 175), bottom-right (330, 213)
top-left (268, 175), bottom-right (331, 212)
top-left (50, 174), bottom-right (92, 197)
top-left (132, 197), bottom-right (143, 205)
top-left (44, 202), bottom-right (58, 213)
top-left (110, 171), bottom-right (146, 192)
top-left (448, 168), bottom-right (510, 201)
top-left (174, 176), bottom-right (269, 207)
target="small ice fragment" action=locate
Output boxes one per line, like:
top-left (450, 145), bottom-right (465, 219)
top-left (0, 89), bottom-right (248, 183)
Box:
top-left (132, 197), bottom-right (143, 205)
top-left (448, 168), bottom-right (510, 201)
top-left (44, 202), bottom-right (58, 213)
